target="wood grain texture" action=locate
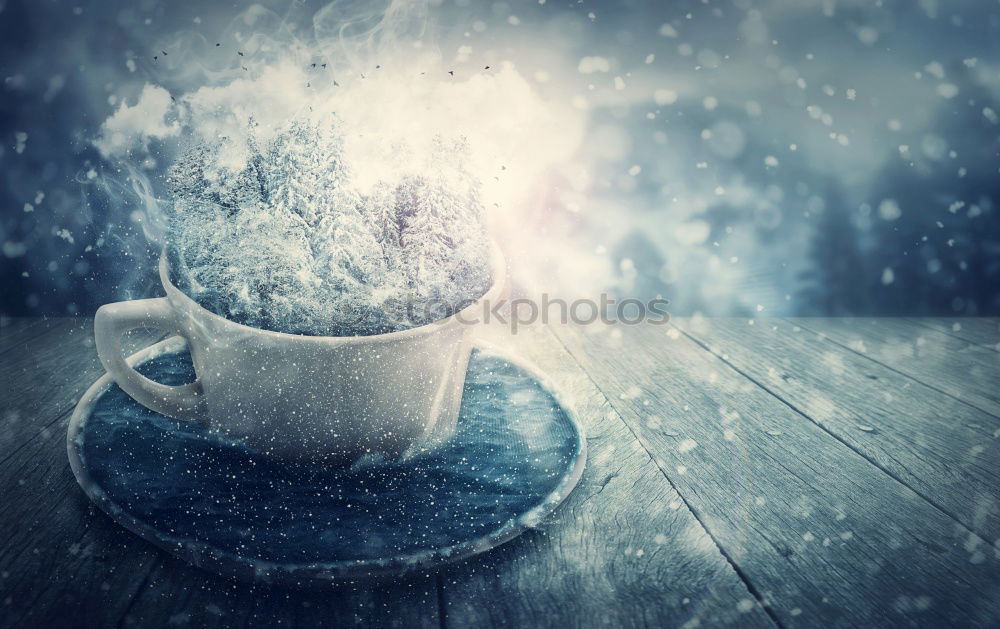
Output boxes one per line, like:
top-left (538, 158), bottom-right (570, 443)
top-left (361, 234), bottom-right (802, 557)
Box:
top-left (0, 320), bottom-right (441, 629)
top-left (673, 317), bottom-right (1000, 542)
top-left (907, 318), bottom-right (1000, 352)
top-left (3, 317), bottom-right (1000, 628)
top-left (1, 319), bottom-right (165, 468)
top-left (551, 322), bottom-right (1000, 628)
top-left (794, 318), bottom-right (1000, 418)
top-left (0, 316), bottom-right (53, 354)
top-left (0, 319), bottom-right (167, 628)
top-left (0, 318), bottom-right (75, 363)
top-left (1, 320), bottom-right (169, 467)
top-left (118, 556), bottom-right (440, 629)
top-left (439, 323), bottom-right (775, 629)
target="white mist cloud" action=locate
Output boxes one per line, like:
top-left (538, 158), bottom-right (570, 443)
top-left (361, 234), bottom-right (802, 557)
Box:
top-left (93, 84), bottom-right (180, 158)
top-left (92, 0), bottom-right (589, 303)
top-left (100, 55), bottom-right (584, 216)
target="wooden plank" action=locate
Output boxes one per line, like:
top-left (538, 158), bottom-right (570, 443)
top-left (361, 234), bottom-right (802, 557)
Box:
top-left (0, 459), bottom-right (162, 628)
top-left (0, 315), bottom-right (34, 330)
top-left (0, 317), bottom-right (61, 356)
top-left (1, 319), bottom-right (170, 465)
top-left (0, 316), bottom-right (44, 340)
top-left (0, 319), bottom-right (440, 628)
top-left (1, 319), bottom-right (86, 458)
top-left (792, 318), bottom-right (1000, 418)
top-left (551, 322), bottom-right (1000, 627)
top-left (440, 323), bottom-right (775, 628)
top-left (907, 318), bottom-right (1000, 352)
top-left (0, 316), bottom-right (39, 341)
top-left (119, 557), bottom-right (441, 628)
top-left (673, 317), bottom-right (1000, 542)
top-left (1, 319), bottom-right (165, 467)
top-left (0, 319), bottom-right (169, 628)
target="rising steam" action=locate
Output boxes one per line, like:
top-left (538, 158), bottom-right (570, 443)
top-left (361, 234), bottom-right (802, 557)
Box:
top-left (94, 0), bottom-right (584, 244)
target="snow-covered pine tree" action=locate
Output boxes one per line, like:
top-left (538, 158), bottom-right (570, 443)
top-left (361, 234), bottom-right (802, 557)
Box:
top-left (390, 136), bottom-right (491, 323)
top-left (163, 118), bottom-right (492, 336)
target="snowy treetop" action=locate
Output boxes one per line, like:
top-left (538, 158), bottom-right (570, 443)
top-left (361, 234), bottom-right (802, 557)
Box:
top-left (165, 115), bottom-right (491, 336)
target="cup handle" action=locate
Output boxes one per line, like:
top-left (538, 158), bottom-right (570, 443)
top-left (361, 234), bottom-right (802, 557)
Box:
top-left (94, 297), bottom-right (205, 421)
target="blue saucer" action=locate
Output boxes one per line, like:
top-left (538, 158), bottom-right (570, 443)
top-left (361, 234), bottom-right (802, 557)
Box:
top-left (68, 339), bottom-right (585, 585)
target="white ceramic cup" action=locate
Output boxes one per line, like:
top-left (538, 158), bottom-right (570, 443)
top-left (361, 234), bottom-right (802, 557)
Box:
top-left (94, 244), bottom-right (506, 463)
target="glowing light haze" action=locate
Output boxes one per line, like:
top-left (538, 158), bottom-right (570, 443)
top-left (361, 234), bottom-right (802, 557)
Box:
top-left (93, 0), bottom-right (586, 285)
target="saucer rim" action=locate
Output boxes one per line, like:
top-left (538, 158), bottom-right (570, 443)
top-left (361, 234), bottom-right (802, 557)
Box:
top-left (67, 336), bottom-right (587, 586)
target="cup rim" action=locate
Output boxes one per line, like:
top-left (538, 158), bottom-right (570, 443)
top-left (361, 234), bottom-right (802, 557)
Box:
top-left (159, 241), bottom-right (507, 344)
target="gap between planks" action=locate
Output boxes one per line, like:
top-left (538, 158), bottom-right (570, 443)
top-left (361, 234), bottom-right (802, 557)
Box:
top-left (0, 318), bottom-right (68, 357)
top-left (113, 556), bottom-right (162, 629)
top-left (1, 326), bottom-right (174, 468)
top-left (908, 318), bottom-right (1000, 352)
top-left (549, 320), bottom-right (999, 626)
top-left (438, 322), bottom-right (776, 628)
top-left (544, 324), bottom-right (787, 629)
top-left (788, 318), bottom-right (1000, 421)
top-left (670, 320), bottom-right (995, 556)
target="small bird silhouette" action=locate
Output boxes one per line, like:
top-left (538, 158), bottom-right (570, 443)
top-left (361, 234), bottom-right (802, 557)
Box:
top-left (448, 70), bottom-right (454, 76)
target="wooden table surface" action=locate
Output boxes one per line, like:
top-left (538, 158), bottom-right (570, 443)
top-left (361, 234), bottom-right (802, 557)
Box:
top-left (1, 316), bottom-right (998, 628)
